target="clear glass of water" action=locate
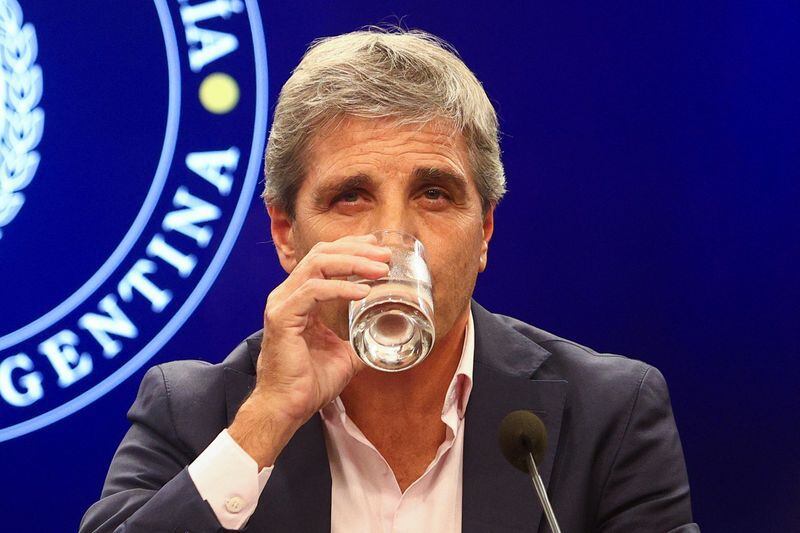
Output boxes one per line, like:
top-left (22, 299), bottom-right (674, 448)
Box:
top-left (349, 230), bottom-right (435, 372)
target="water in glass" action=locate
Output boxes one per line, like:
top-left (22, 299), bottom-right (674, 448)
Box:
top-left (349, 277), bottom-right (434, 372)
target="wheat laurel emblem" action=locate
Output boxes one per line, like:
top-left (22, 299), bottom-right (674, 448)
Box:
top-left (0, 0), bottom-right (43, 239)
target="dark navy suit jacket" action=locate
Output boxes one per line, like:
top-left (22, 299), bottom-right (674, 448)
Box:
top-left (81, 301), bottom-right (699, 532)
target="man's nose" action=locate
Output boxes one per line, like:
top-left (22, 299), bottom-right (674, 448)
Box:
top-left (370, 197), bottom-right (417, 236)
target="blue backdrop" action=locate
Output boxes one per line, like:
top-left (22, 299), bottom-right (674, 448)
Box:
top-left (1, 1), bottom-right (797, 531)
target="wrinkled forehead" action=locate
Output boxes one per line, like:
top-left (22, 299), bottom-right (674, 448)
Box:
top-left (309, 114), bottom-right (463, 149)
top-left (302, 115), bottom-right (470, 174)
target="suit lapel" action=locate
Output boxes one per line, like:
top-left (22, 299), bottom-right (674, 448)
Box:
top-left (463, 302), bottom-right (567, 532)
top-left (223, 343), bottom-right (332, 532)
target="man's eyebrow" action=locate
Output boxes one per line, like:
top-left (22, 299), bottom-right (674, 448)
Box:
top-left (312, 173), bottom-right (374, 205)
top-left (412, 167), bottom-right (468, 196)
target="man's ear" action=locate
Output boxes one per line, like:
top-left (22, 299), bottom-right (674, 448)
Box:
top-left (268, 205), bottom-right (298, 273)
top-left (479, 205), bottom-right (495, 272)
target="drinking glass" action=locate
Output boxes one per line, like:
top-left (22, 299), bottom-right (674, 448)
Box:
top-left (348, 230), bottom-right (435, 372)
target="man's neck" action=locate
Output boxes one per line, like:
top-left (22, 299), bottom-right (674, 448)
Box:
top-left (339, 308), bottom-right (470, 491)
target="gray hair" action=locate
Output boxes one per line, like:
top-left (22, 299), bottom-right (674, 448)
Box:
top-left (262, 27), bottom-right (506, 218)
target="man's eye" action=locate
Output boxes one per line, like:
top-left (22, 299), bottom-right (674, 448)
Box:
top-left (335, 190), bottom-right (361, 203)
top-left (423, 188), bottom-right (447, 200)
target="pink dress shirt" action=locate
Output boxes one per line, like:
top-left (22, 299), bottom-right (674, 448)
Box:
top-left (188, 311), bottom-right (475, 532)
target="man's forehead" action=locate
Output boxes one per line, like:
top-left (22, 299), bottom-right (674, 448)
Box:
top-left (303, 117), bottom-right (471, 184)
top-left (308, 116), bottom-right (465, 156)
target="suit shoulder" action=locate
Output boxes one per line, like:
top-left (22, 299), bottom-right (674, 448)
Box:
top-left (156, 332), bottom-right (258, 381)
top-left (497, 313), bottom-right (656, 393)
top-left (154, 332), bottom-right (258, 393)
top-left (131, 334), bottom-right (257, 454)
top-left (156, 358), bottom-right (219, 394)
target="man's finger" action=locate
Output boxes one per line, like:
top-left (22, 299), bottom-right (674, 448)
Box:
top-left (307, 239), bottom-right (392, 262)
top-left (276, 279), bottom-right (370, 324)
top-left (278, 240), bottom-right (391, 293)
top-left (302, 254), bottom-right (389, 280)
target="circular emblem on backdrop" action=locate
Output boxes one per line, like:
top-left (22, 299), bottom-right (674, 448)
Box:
top-left (0, 1), bottom-right (268, 441)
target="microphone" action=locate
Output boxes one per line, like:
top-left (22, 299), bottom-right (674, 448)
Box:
top-left (498, 410), bottom-right (562, 533)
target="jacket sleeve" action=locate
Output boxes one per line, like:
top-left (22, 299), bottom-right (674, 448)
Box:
top-left (595, 365), bottom-right (700, 532)
top-left (79, 365), bottom-right (227, 533)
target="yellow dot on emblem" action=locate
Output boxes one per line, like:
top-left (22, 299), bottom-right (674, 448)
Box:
top-left (198, 73), bottom-right (240, 114)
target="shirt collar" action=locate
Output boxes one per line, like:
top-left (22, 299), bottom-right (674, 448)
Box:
top-left (444, 309), bottom-right (474, 420)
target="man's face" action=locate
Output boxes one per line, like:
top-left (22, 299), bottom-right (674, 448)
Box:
top-left (271, 116), bottom-right (494, 342)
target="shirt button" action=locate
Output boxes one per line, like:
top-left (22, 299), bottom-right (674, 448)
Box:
top-left (225, 496), bottom-right (245, 513)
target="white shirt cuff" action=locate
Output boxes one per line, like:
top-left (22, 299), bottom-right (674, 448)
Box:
top-left (188, 429), bottom-right (273, 530)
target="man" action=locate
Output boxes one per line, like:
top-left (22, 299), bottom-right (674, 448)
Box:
top-left (82, 28), bottom-right (698, 532)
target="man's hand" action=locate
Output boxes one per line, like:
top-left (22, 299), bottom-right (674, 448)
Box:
top-left (228, 234), bottom-right (391, 468)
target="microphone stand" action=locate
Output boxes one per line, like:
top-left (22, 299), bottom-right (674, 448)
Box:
top-left (525, 452), bottom-right (562, 533)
